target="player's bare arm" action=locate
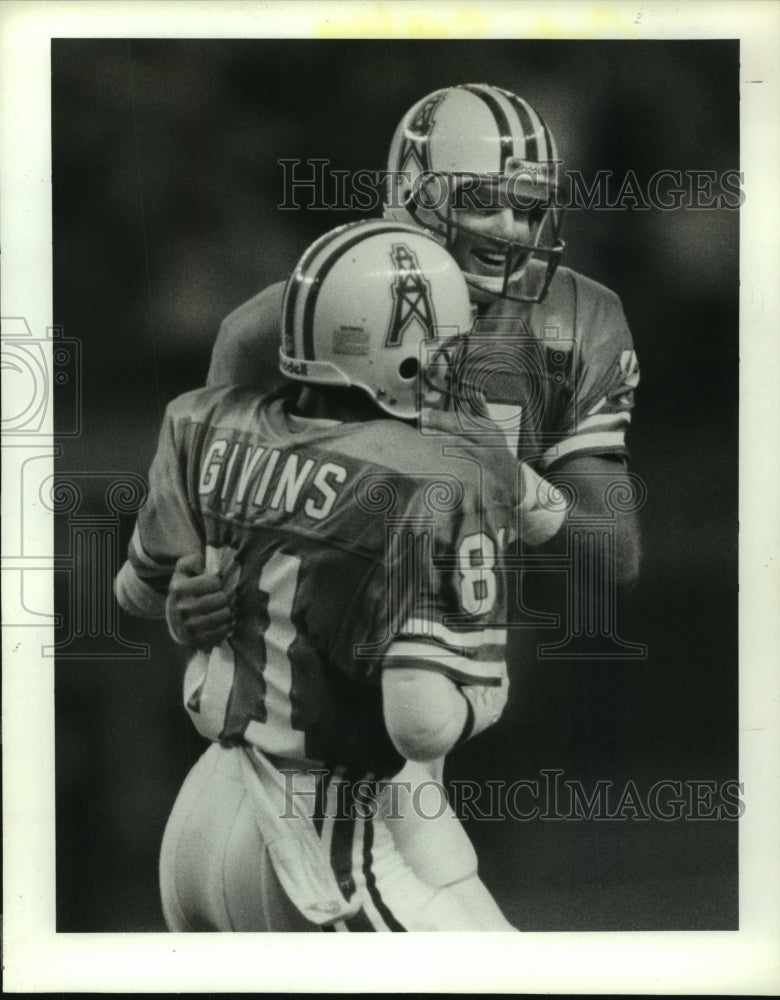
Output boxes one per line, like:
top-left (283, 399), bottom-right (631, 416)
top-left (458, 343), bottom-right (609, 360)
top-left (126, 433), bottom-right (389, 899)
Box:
top-left (381, 666), bottom-right (509, 763)
top-left (382, 668), bottom-right (468, 762)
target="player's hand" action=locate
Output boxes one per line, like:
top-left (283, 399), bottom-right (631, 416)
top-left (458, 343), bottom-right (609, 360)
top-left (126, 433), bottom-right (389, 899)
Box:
top-left (166, 552), bottom-right (235, 650)
top-left (517, 461), bottom-right (566, 546)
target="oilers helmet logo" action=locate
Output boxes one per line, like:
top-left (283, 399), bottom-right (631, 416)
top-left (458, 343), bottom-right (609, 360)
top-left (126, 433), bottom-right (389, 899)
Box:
top-left (397, 93), bottom-right (445, 178)
top-left (385, 242), bottom-right (437, 347)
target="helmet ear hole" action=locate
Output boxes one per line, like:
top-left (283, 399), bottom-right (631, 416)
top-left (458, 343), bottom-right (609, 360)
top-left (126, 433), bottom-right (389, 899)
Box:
top-left (399, 356), bottom-right (420, 380)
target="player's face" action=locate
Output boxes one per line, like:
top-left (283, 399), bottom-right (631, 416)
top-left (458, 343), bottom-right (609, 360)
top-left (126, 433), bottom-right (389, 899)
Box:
top-left (447, 202), bottom-right (536, 283)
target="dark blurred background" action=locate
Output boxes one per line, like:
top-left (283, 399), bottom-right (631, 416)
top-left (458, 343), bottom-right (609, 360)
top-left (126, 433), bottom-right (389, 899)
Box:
top-left (52, 39), bottom-right (739, 932)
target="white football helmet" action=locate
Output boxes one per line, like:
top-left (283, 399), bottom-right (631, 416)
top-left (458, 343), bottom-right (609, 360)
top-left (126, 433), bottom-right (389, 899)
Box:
top-left (279, 220), bottom-right (474, 419)
top-left (384, 83), bottom-right (565, 304)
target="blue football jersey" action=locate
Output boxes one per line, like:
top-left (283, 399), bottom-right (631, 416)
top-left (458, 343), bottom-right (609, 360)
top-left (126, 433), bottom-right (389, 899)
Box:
top-left (116, 386), bottom-right (515, 777)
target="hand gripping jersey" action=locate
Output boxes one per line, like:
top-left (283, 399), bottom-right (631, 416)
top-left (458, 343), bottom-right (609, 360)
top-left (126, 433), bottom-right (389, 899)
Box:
top-left (116, 386), bottom-right (515, 780)
top-left (207, 262), bottom-right (639, 475)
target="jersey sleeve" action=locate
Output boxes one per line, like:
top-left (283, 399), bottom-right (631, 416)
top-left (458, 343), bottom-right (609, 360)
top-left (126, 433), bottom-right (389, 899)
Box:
top-left (378, 473), bottom-right (510, 689)
top-left (207, 282), bottom-right (289, 392)
top-left (115, 405), bottom-right (203, 619)
top-left (538, 292), bottom-right (639, 472)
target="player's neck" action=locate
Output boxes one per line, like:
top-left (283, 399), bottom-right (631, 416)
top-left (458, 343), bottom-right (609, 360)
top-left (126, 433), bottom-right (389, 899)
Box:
top-left (293, 386), bottom-right (385, 424)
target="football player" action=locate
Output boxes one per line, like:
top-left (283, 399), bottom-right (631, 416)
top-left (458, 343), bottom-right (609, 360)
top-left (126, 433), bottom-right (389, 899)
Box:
top-left (116, 220), bottom-right (518, 931)
top-left (190, 84), bottom-right (639, 637)
top-left (165, 83), bottom-right (641, 900)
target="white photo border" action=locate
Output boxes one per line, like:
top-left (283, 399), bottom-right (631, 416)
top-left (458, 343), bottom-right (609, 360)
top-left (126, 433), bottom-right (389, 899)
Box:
top-left (2, 0), bottom-right (778, 993)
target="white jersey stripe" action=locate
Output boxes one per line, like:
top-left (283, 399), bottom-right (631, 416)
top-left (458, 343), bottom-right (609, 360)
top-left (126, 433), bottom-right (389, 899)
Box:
top-left (540, 429), bottom-right (627, 469)
top-left (399, 618), bottom-right (507, 648)
top-left (383, 640), bottom-right (505, 682)
top-left (576, 411), bottom-right (632, 431)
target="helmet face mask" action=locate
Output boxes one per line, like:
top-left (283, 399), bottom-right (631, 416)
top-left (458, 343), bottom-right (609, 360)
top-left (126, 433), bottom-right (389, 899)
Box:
top-left (407, 172), bottom-right (564, 304)
top-left (280, 220), bottom-right (474, 420)
top-left (420, 331), bottom-right (491, 419)
top-left (384, 84), bottom-right (566, 304)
